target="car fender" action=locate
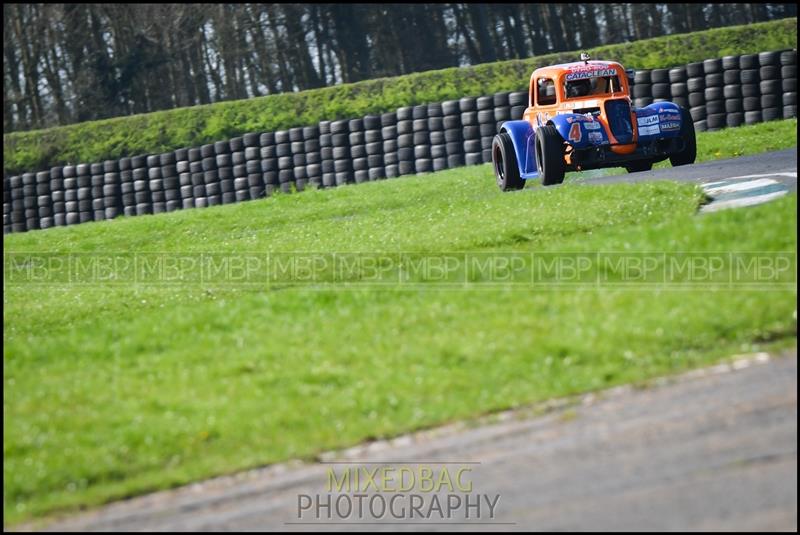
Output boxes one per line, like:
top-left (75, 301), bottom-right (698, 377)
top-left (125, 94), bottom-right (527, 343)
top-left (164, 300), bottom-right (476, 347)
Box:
top-left (634, 102), bottom-right (684, 141)
top-left (499, 120), bottom-right (538, 178)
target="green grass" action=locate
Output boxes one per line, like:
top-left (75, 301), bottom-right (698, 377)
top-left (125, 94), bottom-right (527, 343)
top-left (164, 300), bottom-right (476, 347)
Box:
top-left (4, 124), bottom-right (798, 526)
top-left (3, 17), bottom-right (796, 176)
top-left (686, 118), bottom-right (800, 163)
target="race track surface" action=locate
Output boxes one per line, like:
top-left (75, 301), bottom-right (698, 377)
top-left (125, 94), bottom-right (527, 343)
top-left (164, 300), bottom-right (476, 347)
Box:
top-left (575, 147), bottom-right (797, 190)
top-left (575, 147), bottom-right (797, 212)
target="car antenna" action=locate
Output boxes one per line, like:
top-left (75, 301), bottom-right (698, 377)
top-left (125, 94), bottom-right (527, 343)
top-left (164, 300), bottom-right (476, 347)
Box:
top-left (580, 52), bottom-right (590, 65)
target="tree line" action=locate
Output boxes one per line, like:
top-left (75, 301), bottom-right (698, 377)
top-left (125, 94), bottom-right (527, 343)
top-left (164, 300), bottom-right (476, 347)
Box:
top-left (4, 3), bottom-right (796, 133)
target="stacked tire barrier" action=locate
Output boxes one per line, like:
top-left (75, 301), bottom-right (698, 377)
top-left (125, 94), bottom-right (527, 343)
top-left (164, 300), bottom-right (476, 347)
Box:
top-left (4, 49), bottom-right (797, 235)
top-left (630, 49), bottom-right (797, 132)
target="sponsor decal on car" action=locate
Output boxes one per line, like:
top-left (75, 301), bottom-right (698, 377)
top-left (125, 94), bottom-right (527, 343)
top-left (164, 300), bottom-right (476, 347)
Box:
top-left (659, 113), bottom-right (681, 122)
top-left (569, 122), bottom-right (582, 142)
top-left (536, 112), bottom-right (552, 127)
top-left (587, 131), bottom-right (604, 144)
top-left (660, 121), bottom-right (681, 131)
top-left (583, 121), bottom-right (601, 130)
top-left (564, 68), bottom-right (617, 81)
top-left (638, 125), bottom-right (661, 136)
top-left (637, 115), bottom-right (659, 126)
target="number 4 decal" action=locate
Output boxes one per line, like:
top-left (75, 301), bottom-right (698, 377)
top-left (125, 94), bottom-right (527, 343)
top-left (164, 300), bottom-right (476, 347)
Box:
top-left (569, 122), bottom-right (582, 142)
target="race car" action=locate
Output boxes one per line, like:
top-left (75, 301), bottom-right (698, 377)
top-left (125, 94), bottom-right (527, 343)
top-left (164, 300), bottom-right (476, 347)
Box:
top-left (492, 53), bottom-right (696, 190)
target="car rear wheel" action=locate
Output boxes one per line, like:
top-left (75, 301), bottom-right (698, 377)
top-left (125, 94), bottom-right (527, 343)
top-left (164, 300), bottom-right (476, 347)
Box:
top-left (492, 132), bottom-right (524, 191)
top-left (536, 125), bottom-right (566, 186)
top-left (670, 107), bottom-right (697, 167)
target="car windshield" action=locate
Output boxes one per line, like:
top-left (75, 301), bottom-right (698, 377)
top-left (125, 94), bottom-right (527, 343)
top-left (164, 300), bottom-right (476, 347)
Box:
top-left (565, 75), bottom-right (622, 99)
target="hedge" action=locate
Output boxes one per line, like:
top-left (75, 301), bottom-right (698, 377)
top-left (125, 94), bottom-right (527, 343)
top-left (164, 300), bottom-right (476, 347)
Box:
top-left (3, 17), bottom-right (796, 176)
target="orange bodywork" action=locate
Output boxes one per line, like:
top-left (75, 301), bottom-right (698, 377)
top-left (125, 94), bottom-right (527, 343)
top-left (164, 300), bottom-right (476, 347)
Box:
top-left (521, 61), bottom-right (638, 162)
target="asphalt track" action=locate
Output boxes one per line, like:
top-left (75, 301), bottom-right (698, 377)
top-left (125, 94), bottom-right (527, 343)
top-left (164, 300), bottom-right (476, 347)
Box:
top-left (576, 147), bottom-right (797, 190)
top-left (19, 149), bottom-right (799, 532)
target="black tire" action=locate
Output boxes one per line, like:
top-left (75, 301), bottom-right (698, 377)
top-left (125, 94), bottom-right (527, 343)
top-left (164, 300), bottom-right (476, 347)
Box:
top-left (703, 59), bottom-right (722, 75)
top-left (491, 133), bottom-right (524, 191)
top-left (670, 108), bottom-right (696, 167)
top-left (688, 92), bottom-right (705, 107)
top-left (535, 125), bottom-right (566, 186)
top-left (364, 114), bottom-right (382, 129)
top-left (493, 92), bottom-right (510, 107)
top-left (381, 125), bottom-right (397, 139)
top-left (740, 69), bottom-right (760, 84)
top-left (441, 100), bottom-right (460, 115)
top-left (625, 160), bottom-right (653, 173)
top-left (723, 69), bottom-right (740, 85)
top-left (723, 85), bottom-right (741, 99)
top-left (739, 54), bottom-right (758, 70)
top-left (670, 82), bottom-right (688, 97)
top-left (633, 84), bottom-right (651, 98)
top-left (427, 103), bottom-right (443, 117)
top-left (761, 94), bottom-right (779, 109)
top-left (722, 55), bottom-right (740, 70)
top-left (727, 112), bottom-right (744, 128)
top-left (428, 117), bottom-right (444, 131)
top-left (477, 110), bottom-right (495, 123)
top-left (741, 83), bottom-right (760, 97)
top-left (330, 120), bottom-right (348, 134)
top-left (725, 99), bottom-right (743, 113)
top-left (743, 97), bottom-right (761, 112)
top-left (508, 91), bottom-right (527, 107)
top-left (705, 73), bottom-right (724, 87)
top-left (260, 132), bottom-right (276, 146)
top-left (459, 97), bottom-right (476, 112)
top-left (705, 87), bottom-right (723, 101)
top-left (651, 68), bottom-right (670, 84)
top-left (686, 77), bottom-right (705, 93)
top-left (228, 137), bottom-right (244, 152)
top-left (744, 110), bottom-right (763, 124)
top-left (689, 106), bottom-right (707, 121)
top-left (760, 65), bottom-right (780, 80)
top-left (706, 100), bottom-right (725, 114)
top-left (758, 51), bottom-right (780, 66)
top-left (634, 70), bottom-right (651, 84)
top-left (762, 107), bottom-right (780, 121)
top-left (668, 67), bottom-right (687, 83)
top-left (686, 62), bottom-right (704, 78)
top-left (651, 83), bottom-right (669, 99)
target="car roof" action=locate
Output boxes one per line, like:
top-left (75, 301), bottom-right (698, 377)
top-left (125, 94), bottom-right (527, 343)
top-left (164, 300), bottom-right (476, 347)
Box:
top-left (533, 60), bottom-right (624, 80)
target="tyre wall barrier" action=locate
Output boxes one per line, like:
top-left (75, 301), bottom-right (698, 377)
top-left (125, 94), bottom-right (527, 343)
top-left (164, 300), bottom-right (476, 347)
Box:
top-left (4, 49), bottom-right (796, 234)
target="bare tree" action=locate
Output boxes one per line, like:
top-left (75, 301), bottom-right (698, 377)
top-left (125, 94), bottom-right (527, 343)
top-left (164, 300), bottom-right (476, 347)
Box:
top-left (3, 3), bottom-right (794, 133)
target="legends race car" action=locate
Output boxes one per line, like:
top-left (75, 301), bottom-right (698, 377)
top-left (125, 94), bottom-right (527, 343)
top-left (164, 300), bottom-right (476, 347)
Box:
top-left (492, 53), bottom-right (696, 190)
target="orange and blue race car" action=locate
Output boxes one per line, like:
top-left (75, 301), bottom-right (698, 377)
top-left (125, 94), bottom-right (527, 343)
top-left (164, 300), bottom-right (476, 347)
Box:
top-left (492, 53), bottom-right (696, 190)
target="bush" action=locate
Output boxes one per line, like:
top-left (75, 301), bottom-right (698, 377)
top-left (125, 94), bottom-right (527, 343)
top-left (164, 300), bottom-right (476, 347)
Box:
top-left (3, 18), bottom-right (796, 176)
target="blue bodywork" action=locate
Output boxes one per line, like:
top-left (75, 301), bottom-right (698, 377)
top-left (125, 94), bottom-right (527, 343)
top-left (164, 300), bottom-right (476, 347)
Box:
top-left (500, 101), bottom-right (685, 179)
top-left (500, 121), bottom-right (538, 179)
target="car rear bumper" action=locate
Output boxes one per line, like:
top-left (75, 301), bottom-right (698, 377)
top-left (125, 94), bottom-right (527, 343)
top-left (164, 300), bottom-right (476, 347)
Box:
top-left (568, 136), bottom-right (685, 170)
